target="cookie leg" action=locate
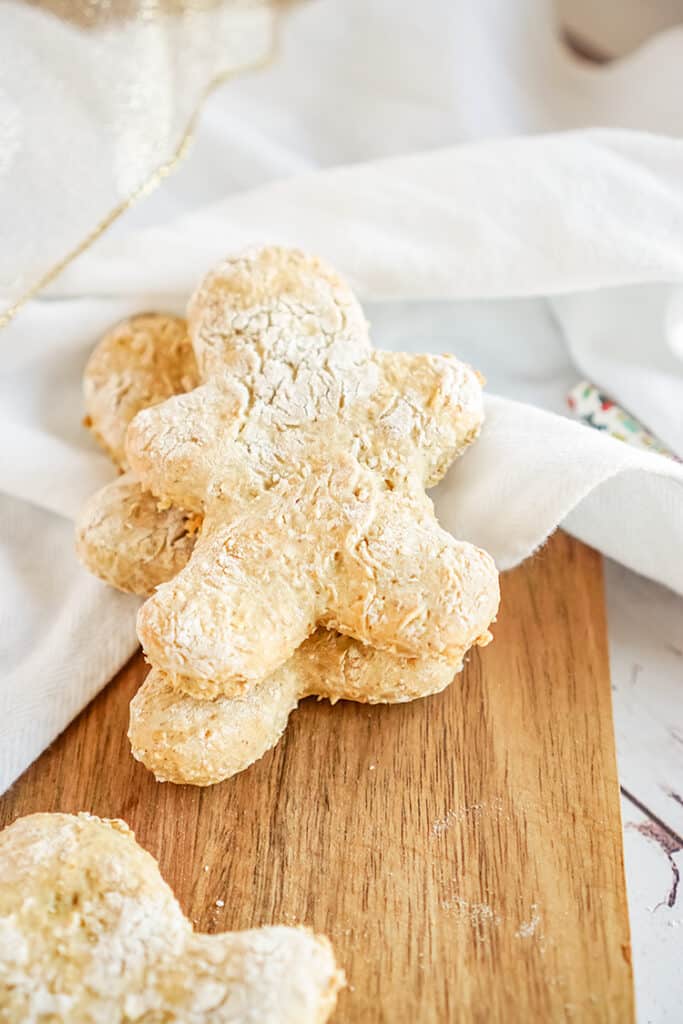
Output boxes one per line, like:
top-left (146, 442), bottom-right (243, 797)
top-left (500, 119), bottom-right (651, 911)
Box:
top-left (295, 630), bottom-right (461, 704)
top-left (136, 508), bottom-right (319, 697)
top-left (129, 631), bottom-right (462, 786)
top-left (329, 491), bottom-right (499, 661)
top-left (129, 667), bottom-right (300, 785)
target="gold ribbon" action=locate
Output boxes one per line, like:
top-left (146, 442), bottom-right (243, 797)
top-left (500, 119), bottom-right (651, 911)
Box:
top-left (0, 1), bottom-right (280, 330)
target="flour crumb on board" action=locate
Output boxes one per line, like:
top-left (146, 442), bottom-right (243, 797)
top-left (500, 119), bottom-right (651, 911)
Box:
top-left (215, 899), bottom-right (225, 908)
top-left (432, 797), bottom-right (504, 836)
top-left (515, 904), bottom-right (541, 939)
top-left (432, 811), bottom-right (457, 836)
top-left (440, 896), bottom-right (501, 933)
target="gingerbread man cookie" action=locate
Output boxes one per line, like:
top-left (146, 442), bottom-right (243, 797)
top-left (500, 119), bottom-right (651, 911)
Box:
top-left (125, 247), bottom-right (498, 698)
top-left (77, 260), bottom-right (499, 784)
top-left (78, 469), bottom-right (456, 782)
top-left (0, 813), bottom-right (343, 1023)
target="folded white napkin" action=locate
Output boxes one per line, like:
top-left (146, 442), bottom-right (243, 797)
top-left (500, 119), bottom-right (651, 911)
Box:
top-left (1, 129), bottom-right (681, 794)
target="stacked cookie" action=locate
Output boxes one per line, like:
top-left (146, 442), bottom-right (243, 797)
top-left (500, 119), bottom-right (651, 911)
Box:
top-left (77, 246), bottom-right (500, 786)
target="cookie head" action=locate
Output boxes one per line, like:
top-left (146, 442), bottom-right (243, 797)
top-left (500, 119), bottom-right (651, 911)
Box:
top-left (188, 246), bottom-right (370, 380)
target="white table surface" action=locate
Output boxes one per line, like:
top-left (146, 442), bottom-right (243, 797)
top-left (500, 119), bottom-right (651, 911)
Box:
top-left (607, 561), bottom-right (683, 1022)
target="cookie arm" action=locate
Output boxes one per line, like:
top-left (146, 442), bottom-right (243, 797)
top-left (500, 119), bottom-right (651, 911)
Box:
top-left (83, 314), bottom-right (197, 468)
top-left (372, 351), bottom-right (484, 487)
top-left (174, 929), bottom-right (343, 1023)
top-left (328, 491), bottom-right (499, 661)
top-left (126, 380), bottom-right (246, 514)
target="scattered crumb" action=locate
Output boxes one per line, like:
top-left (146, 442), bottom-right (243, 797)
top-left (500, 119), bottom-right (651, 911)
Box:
top-left (440, 895), bottom-right (501, 932)
top-left (432, 798), bottom-right (505, 836)
top-left (368, 764), bottom-right (376, 771)
top-left (515, 905), bottom-right (541, 939)
top-left (433, 812), bottom-right (456, 836)
top-left (215, 899), bottom-right (225, 908)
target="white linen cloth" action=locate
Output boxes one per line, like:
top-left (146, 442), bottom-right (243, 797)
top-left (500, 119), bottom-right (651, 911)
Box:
top-left (2, 0), bottom-right (683, 794)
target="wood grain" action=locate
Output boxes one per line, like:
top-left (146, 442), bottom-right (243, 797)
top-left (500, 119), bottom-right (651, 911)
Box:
top-left (0, 531), bottom-right (633, 1022)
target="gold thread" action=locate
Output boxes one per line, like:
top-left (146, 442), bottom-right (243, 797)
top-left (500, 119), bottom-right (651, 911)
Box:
top-left (0, 14), bottom-right (278, 331)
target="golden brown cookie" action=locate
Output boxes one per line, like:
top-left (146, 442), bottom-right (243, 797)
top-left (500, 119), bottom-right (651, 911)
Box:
top-left (76, 315), bottom-right (477, 783)
top-left (0, 812), bottom-right (343, 1023)
top-left (78, 472), bottom-right (461, 784)
top-left (127, 246), bottom-right (499, 697)
top-left (77, 472), bottom-right (199, 595)
top-left (83, 312), bottom-right (198, 466)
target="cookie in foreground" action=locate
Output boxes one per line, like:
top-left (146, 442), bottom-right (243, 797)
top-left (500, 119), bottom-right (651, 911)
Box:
top-left (0, 812), bottom-right (344, 1023)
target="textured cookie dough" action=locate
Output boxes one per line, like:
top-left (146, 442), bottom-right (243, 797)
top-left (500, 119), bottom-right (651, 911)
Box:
top-left (83, 313), bottom-right (198, 466)
top-left (126, 246), bottom-right (499, 697)
top-left (129, 631), bottom-right (459, 786)
top-left (0, 813), bottom-right (343, 1023)
top-left (77, 472), bottom-right (199, 595)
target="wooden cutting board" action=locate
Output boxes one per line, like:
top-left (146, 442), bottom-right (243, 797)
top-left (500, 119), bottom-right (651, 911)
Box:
top-left (0, 531), bottom-right (634, 1022)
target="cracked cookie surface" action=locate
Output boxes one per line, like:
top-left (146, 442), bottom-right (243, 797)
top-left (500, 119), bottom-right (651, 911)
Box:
top-left (126, 247), bottom-right (499, 696)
